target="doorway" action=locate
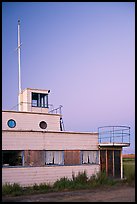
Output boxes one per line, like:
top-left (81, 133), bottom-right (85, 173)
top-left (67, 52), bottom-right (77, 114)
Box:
top-left (100, 149), bottom-right (121, 178)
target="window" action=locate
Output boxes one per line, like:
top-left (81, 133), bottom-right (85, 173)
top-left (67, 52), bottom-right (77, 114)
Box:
top-left (24, 150), bottom-right (44, 166)
top-left (39, 121), bottom-right (47, 129)
top-left (32, 93), bottom-right (48, 108)
top-left (32, 93), bottom-right (38, 107)
top-left (7, 119), bottom-right (16, 128)
top-left (82, 151), bottom-right (99, 164)
top-left (2, 150), bottom-right (23, 166)
top-left (45, 151), bottom-right (64, 165)
top-left (64, 150), bottom-right (81, 165)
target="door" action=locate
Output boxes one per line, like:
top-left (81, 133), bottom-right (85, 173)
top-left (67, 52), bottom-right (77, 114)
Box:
top-left (114, 150), bottom-right (121, 178)
top-left (100, 149), bottom-right (121, 178)
top-left (100, 150), bottom-right (106, 173)
top-left (107, 150), bottom-right (113, 177)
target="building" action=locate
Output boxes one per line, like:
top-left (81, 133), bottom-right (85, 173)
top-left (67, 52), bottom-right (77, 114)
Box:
top-left (2, 88), bottom-right (130, 187)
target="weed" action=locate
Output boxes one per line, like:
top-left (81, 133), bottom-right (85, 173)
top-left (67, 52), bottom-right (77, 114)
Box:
top-left (2, 183), bottom-right (23, 196)
top-left (53, 177), bottom-right (72, 190)
top-left (72, 170), bottom-right (88, 184)
top-left (123, 159), bottom-right (135, 184)
top-left (3, 165), bottom-right (134, 197)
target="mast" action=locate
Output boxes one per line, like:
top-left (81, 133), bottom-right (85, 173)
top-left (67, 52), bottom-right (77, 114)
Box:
top-left (17, 19), bottom-right (21, 94)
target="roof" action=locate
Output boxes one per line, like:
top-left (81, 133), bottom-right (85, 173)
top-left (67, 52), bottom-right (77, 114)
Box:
top-left (99, 143), bottom-right (130, 147)
top-left (21, 88), bottom-right (50, 94)
top-left (2, 110), bottom-right (61, 116)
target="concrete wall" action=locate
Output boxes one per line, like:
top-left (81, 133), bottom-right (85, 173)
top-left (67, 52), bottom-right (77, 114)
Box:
top-left (2, 131), bottom-right (98, 150)
top-left (2, 111), bottom-right (61, 132)
top-left (19, 88), bottom-right (49, 113)
top-left (2, 165), bottom-right (100, 187)
top-left (2, 109), bottom-right (99, 187)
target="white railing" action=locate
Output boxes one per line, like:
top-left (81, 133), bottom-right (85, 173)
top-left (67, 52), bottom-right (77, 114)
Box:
top-left (98, 126), bottom-right (130, 144)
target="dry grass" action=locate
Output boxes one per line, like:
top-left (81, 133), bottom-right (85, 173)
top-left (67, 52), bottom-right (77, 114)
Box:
top-left (122, 154), bottom-right (135, 159)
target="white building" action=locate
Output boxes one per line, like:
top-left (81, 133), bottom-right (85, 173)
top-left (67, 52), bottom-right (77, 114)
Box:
top-left (2, 88), bottom-right (130, 187)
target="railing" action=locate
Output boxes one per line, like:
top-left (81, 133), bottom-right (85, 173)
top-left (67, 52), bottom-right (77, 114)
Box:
top-left (48, 105), bottom-right (63, 115)
top-left (10, 102), bottom-right (63, 115)
top-left (98, 126), bottom-right (130, 144)
top-left (9, 102), bottom-right (65, 131)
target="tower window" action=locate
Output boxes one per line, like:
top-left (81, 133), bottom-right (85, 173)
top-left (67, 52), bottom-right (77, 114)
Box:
top-left (32, 93), bottom-right (48, 108)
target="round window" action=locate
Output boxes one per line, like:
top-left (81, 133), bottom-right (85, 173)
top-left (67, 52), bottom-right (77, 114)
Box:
top-left (7, 119), bottom-right (16, 128)
top-left (39, 121), bottom-right (47, 129)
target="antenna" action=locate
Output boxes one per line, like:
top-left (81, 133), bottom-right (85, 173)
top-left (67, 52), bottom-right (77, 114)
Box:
top-left (17, 19), bottom-right (22, 94)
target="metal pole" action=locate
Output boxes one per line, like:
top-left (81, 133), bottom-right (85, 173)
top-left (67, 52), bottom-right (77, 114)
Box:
top-left (113, 126), bottom-right (114, 143)
top-left (129, 127), bottom-right (130, 144)
top-left (122, 130), bottom-right (123, 143)
top-left (18, 19), bottom-right (21, 94)
top-left (59, 105), bottom-right (63, 115)
top-left (121, 150), bottom-right (123, 179)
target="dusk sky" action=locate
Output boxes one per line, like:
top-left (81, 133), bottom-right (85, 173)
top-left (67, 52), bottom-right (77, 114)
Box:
top-left (2, 2), bottom-right (135, 153)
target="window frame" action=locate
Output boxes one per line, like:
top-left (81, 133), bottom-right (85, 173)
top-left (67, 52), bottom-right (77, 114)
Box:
top-left (2, 150), bottom-right (24, 167)
top-left (39, 121), bottom-right (47, 129)
top-left (7, 119), bottom-right (16, 128)
top-left (32, 92), bottom-right (48, 108)
top-left (45, 151), bottom-right (64, 166)
top-left (82, 150), bottom-right (99, 165)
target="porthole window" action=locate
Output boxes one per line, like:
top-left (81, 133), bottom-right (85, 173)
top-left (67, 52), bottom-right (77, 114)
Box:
top-left (7, 119), bottom-right (16, 128)
top-left (39, 121), bottom-right (47, 129)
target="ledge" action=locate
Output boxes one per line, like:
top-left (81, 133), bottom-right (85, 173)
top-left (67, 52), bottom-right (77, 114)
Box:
top-left (99, 143), bottom-right (130, 147)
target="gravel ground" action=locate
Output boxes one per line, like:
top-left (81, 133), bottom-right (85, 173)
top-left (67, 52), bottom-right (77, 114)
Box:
top-left (2, 185), bottom-right (135, 202)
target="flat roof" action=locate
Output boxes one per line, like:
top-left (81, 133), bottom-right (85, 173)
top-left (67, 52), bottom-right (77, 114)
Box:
top-left (2, 110), bottom-right (61, 116)
top-left (99, 143), bottom-right (130, 147)
top-left (2, 129), bottom-right (98, 135)
top-left (22, 88), bottom-right (50, 93)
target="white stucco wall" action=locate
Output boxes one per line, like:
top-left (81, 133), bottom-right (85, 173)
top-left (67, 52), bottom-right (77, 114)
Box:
top-left (2, 130), bottom-right (98, 150)
top-left (2, 165), bottom-right (100, 187)
top-left (2, 111), bottom-right (61, 132)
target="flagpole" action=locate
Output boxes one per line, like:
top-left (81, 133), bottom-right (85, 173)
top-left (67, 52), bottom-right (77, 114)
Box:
top-left (18, 19), bottom-right (21, 94)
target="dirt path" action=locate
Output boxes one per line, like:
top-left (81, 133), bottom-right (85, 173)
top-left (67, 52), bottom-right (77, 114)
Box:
top-left (2, 185), bottom-right (135, 202)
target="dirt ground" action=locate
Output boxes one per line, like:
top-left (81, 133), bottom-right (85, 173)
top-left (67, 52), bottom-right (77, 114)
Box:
top-left (2, 185), bottom-right (135, 202)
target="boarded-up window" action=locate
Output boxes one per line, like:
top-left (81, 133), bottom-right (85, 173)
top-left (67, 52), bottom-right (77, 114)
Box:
top-left (24, 150), bottom-right (44, 166)
top-left (64, 150), bottom-right (80, 165)
top-left (82, 151), bottom-right (99, 164)
top-left (45, 151), bottom-right (64, 165)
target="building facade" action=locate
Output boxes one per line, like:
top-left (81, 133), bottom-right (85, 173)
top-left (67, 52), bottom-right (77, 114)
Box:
top-left (2, 88), bottom-right (130, 187)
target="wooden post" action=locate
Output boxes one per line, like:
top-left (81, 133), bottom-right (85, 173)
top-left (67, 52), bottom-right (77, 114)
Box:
top-left (113, 150), bottom-right (115, 177)
top-left (121, 150), bottom-right (123, 179)
top-left (106, 149), bottom-right (108, 176)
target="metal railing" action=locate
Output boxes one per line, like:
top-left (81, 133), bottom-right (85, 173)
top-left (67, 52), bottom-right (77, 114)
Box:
top-left (98, 126), bottom-right (130, 144)
top-left (48, 105), bottom-right (63, 115)
top-left (9, 102), bottom-right (65, 131)
top-left (10, 102), bottom-right (63, 115)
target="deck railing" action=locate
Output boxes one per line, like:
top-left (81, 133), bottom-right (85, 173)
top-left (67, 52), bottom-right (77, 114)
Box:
top-left (10, 102), bottom-right (63, 115)
top-left (98, 126), bottom-right (130, 144)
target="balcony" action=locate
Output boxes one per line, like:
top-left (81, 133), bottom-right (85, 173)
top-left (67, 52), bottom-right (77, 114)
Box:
top-left (98, 126), bottom-right (130, 147)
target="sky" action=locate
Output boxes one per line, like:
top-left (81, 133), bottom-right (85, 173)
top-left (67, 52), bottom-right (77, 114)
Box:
top-left (2, 2), bottom-right (135, 154)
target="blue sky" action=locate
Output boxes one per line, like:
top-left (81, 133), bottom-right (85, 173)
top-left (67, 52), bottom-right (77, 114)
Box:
top-left (2, 2), bottom-right (135, 153)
